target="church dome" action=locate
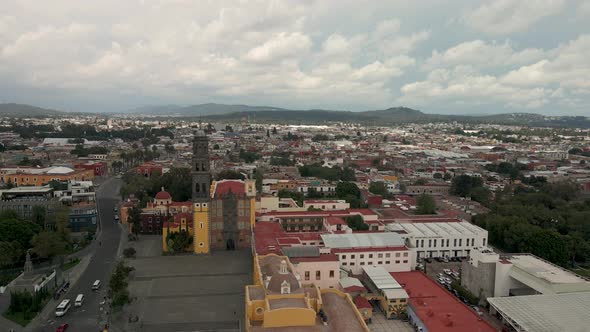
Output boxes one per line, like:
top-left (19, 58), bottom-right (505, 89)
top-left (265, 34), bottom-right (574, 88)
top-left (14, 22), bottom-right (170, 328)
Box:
top-left (155, 187), bottom-right (172, 200)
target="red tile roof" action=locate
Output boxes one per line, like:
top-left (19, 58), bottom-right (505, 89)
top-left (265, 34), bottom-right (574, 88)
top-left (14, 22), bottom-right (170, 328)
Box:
top-left (391, 271), bottom-right (496, 332)
top-left (290, 254), bottom-right (339, 263)
top-left (214, 180), bottom-right (245, 197)
top-left (354, 295), bottom-right (372, 309)
top-left (326, 216), bottom-right (347, 225)
top-left (344, 285), bottom-right (368, 293)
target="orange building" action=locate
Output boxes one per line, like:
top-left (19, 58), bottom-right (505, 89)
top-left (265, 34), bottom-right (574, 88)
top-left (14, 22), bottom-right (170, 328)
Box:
top-left (0, 166), bottom-right (94, 187)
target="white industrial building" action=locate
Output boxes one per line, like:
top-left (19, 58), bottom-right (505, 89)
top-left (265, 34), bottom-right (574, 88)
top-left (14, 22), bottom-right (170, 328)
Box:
top-left (385, 221), bottom-right (488, 261)
top-left (488, 292), bottom-right (590, 332)
top-left (321, 233), bottom-right (413, 275)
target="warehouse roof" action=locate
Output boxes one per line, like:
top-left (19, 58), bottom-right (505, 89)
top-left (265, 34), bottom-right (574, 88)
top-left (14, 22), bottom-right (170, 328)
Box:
top-left (385, 221), bottom-right (486, 237)
top-left (488, 292), bottom-right (590, 332)
top-left (321, 232), bottom-right (405, 249)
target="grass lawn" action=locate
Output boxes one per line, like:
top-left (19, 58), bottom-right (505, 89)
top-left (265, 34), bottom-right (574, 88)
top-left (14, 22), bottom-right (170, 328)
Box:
top-left (61, 258), bottom-right (81, 271)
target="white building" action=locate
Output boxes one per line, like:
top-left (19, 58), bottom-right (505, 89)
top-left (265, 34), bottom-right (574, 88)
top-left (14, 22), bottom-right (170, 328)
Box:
top-left (321, 233), bottom-right (413, 275)
top-left (494, 253), bottom-right (590, 297)
top-left (385, 221), bottom-right (488, 260)
top-left (303, 199), bottom-right (349, 211)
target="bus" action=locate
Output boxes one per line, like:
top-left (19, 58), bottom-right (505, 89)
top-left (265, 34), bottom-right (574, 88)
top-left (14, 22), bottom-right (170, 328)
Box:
top-left (75, 294), bottom-right (84, 307)
top-left (55, 299), bottom-right (71, 317)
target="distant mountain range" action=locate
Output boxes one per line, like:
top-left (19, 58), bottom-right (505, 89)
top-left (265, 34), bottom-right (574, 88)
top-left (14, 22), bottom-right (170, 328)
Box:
top-left (0, 103), bottom-right (65, 117)
top-left (1, 102), bottom-right (589, 128)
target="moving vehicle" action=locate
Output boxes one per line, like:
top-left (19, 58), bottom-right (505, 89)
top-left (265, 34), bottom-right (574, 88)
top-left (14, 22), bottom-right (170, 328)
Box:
top-left (92, 279), bottom-right (101, 290)
top-left (56, 323), bottom-right (69, 332)
top-left (74, 294), bottom-right (84, 307)
top-left (55, 299), bottom-right (71, 317)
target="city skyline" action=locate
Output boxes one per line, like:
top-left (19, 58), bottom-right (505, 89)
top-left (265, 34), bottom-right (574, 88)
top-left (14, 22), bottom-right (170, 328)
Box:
top-left (0, 0), bottom-right (588, 115)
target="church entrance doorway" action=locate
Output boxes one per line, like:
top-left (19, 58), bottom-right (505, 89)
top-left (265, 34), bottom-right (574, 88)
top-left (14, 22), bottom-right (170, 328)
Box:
top-left (226, 238), bottom-right (235, 250)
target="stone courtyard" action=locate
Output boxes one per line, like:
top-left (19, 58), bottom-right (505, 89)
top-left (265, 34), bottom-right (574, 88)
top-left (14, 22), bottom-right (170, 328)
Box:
top-left (117, 235), bottom-right (252, 332)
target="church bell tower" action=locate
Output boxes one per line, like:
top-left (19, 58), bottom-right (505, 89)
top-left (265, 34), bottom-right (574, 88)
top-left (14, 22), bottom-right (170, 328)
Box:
top-left (192, 130), bottom-right (211, 254)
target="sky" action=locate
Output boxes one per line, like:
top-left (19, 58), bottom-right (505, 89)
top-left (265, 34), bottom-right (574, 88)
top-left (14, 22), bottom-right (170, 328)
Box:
top-left (0, 0), bottom-right (589, 115)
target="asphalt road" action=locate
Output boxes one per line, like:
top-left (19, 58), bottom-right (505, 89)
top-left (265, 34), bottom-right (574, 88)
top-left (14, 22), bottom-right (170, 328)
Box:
top-left (35, 177), bottom-right (122, 332)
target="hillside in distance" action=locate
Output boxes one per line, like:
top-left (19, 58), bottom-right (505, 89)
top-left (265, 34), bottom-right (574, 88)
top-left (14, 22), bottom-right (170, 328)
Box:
top-left (0, 103), bottom-right (65, 117)
top-left (128, 103), bottom-right (289, 116)
top-left (199, 106), bottom-right (590, 128)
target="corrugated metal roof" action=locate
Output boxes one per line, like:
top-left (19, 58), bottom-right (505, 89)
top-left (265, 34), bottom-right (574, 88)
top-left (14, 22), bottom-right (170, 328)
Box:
top-left (362, 266), bottom-right (401, 290)
top-left (321, 232), bottom-right (405, 249)
top-left (488, 292), bottom-right (590, 332)
top-left (282, 246), bottom-right (319, 258)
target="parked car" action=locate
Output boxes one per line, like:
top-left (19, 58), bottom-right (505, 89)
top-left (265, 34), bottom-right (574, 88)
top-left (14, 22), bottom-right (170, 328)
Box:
top-left (435, 257), bottom-right (443, 262)
top-left (56, 324), bottom-right (69, 332)
top-left (472, 306), bottom-right (483, 316)
top-left (453, 290), bottom-right (460, 297)
top-left (452, 272), bottom-right (460, 279)
top-left (114, 215), bottom-right (119, 221)
top-left (425, 258), bottom-right (433, 263)
top-left (443, 268), bottom-right (452, 275)
top-left (442, 256), bottom-right (450, 263)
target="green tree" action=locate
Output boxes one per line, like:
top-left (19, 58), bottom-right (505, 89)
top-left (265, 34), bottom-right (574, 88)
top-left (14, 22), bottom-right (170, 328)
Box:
top-left (278, 190), bottom-right (304, 206)
top-left (469, 187), bottom-right (491, 205)
top-left (0, 241), bottom-right (24, 267)
top-left (414, 178), bottom-right (428, 185)
top-left (369, 181), bottom-right (388, 196)
top-left (345, 215), bottom-right (368, 231)
top-left (415, 194), bottom-right (436, 215)
top-left (128, 206), bottom-right (142, 236)
top-left (167, 230), bottom-right (192, 253)
top-left (451, 175), bottom-right (483, 197)
top-left (443, 173), bottom-right (452, 181)
top-left (32, 206), bottom-right (46, 228)
top-left (336, 182), bottom-right (360, 200)
top-left (0, 217), bottom-right (40, 249)
top-left (31, 231), bottom-right (66, 258)
top-left (215, 169), bottom-right (245, 180)
top-left (254, 170), bottom-right (263, 193)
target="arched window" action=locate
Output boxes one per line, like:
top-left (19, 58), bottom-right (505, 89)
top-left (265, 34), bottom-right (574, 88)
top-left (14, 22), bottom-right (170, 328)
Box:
top-left (195, 183), bottom-right (200, 192)
top-left (195, 163), bottom-right (199, 171)
top-left (201, 163), bottom-right (206, 171)
top-left (202, 183), bottom-right (207, 193)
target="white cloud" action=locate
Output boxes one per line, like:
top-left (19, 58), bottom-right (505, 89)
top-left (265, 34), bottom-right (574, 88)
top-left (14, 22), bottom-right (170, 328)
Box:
top-left (502, 34), bottom-right (590, 88)
top-left (0, 0), bottom-right (586, 114)
top-left (245, 32), bottom-right (312, 63)
top-left (424, 40), bottom-right (545, 70)
top-left (463, 0), bottom-right (566, 35)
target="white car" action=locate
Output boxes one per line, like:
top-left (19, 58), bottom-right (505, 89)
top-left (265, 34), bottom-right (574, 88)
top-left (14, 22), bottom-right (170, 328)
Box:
top-left (443, 268), bottom-right (452, 275)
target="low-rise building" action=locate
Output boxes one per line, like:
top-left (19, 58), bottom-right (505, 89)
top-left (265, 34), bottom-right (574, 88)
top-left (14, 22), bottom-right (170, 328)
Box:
top-left (321, 233), bottom-right (413, 275)
top-left (386, 220), bottom-right (488, 260)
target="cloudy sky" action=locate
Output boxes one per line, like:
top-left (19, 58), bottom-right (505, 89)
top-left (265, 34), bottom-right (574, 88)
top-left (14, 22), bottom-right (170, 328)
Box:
top-left (1, 0), bottom-right (589, 114)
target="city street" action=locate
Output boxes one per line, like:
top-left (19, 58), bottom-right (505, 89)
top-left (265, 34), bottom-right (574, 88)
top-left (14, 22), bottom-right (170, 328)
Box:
top-left (33, 177), bottom-right (123, 332)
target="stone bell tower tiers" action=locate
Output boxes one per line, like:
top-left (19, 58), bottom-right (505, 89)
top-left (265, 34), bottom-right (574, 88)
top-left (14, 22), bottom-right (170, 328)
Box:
top-left (192, 130), bottom-right (211, 254)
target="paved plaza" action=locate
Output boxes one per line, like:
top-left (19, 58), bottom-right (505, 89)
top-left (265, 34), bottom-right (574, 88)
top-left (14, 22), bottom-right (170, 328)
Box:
top-left (119, 236), bottom-right (252, 332)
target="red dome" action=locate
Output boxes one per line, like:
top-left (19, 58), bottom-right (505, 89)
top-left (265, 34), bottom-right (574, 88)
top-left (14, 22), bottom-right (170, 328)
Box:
top-left (155, 190), bottom-right (171, 200)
